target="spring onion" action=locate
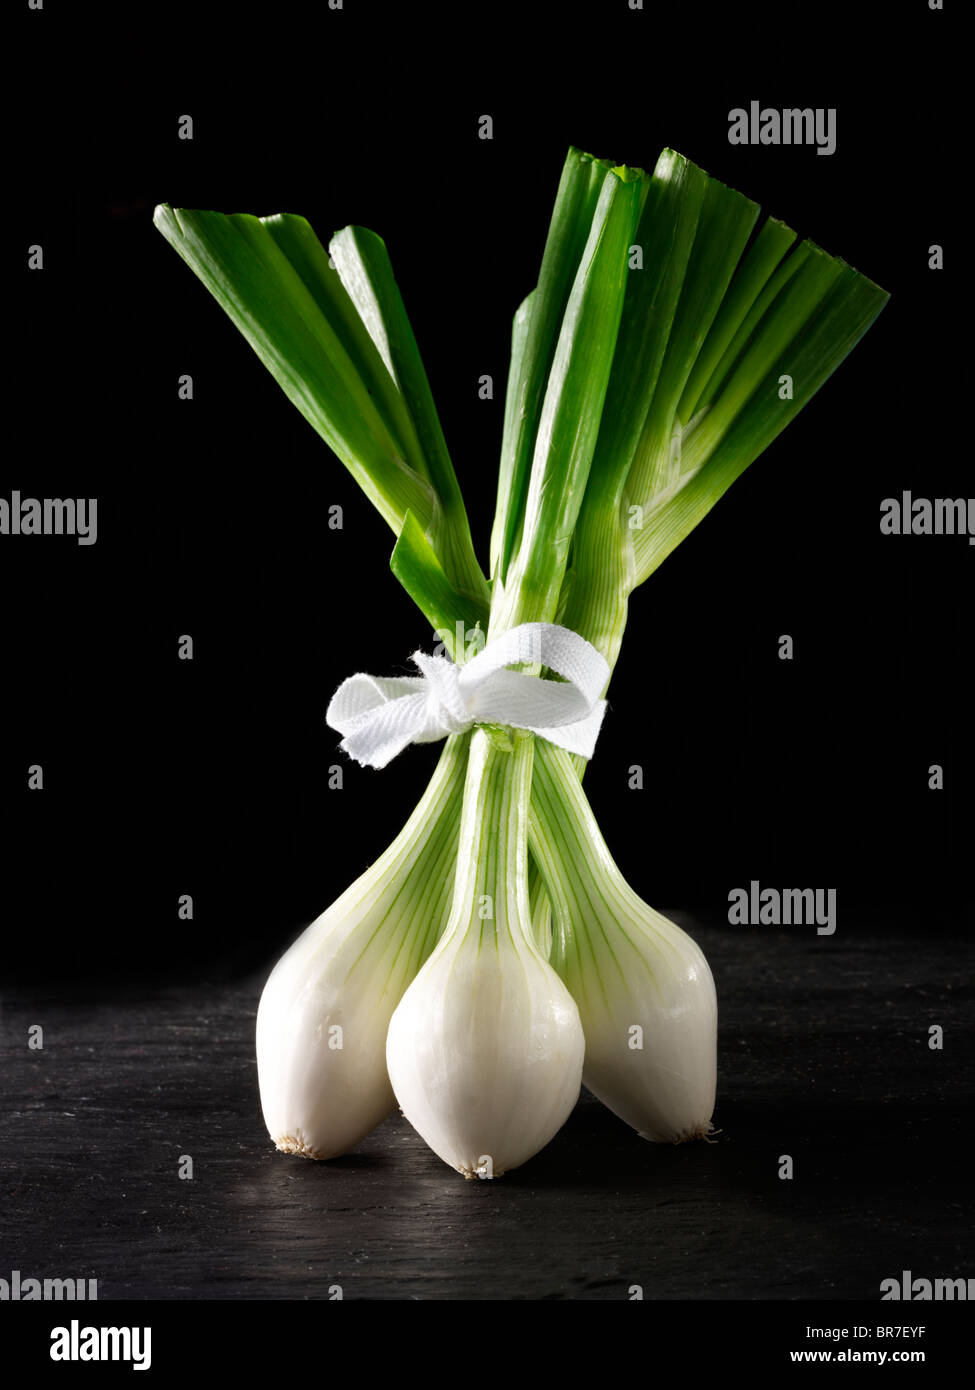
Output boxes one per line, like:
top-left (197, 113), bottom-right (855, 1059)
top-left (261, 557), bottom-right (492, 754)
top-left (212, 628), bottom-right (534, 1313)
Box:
top-left (155, 142), bottom-right (887, 1176)
top-left (255, 736), bottom-right (466, 1157)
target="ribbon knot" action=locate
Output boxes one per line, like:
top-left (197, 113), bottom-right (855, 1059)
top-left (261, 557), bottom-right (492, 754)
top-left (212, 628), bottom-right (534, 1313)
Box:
top-left (412, 652), bottom-right (470, 735)
top-left (326, 623), bottom-right (610, 770)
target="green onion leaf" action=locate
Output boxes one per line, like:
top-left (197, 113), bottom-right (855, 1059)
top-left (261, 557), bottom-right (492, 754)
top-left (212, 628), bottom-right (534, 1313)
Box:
top-left (153, 204), bottom-right (434, 535)
top-left (491, 149), bottom-right (644, 585)
top-left (390, 511), bottom-right (489, 661)
top-left (626, 151), bottom-right (760, 507)
top-left (329, 226), bottom-right (487, 602)
top-left (496, 161), bottom-right (645, 629)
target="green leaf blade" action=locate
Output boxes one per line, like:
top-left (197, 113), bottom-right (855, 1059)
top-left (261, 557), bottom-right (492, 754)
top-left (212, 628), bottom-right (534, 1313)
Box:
top-left (677, 215), bottom-right (798, 425)
top-left (626, 158), bottom-right (760, 506)
top-left (390, 511), bottom-right (490, 662)
top-left (260, 212), bottom-right (433, 489)
top-left (492, 148), bottom-right (634, 583)
top-left (633, 259), bottom-right (889, 582)
top-left (500, 166), bottom-right (645, 627)
top-left (329, 225), bottom-right (488, 602)
top-left (153, 204), bottom-right (434, 535)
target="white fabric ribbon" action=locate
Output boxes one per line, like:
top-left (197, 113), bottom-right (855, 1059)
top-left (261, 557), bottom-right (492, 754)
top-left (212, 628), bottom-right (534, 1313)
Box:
top-left (326, 623), bottom-right (610, 770)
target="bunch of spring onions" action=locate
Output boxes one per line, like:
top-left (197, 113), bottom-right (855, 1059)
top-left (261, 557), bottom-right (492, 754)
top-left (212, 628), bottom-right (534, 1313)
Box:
top-left (155, 147), bottom-right (887, 1177)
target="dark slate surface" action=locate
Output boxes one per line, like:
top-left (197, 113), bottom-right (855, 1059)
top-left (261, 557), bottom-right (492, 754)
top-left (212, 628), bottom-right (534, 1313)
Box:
top-left (2, 920), bottom-right (972, 1302)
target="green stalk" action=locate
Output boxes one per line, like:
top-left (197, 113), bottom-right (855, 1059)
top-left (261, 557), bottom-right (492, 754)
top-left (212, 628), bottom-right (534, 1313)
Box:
top-left (492, 159), bottom-right (644, 632)
top-left (335, 736), bottom-right (471, 974)
top-left (491, 149), bottom-right (646, 583)
top-left (447, 728), bottom-right (535, 944)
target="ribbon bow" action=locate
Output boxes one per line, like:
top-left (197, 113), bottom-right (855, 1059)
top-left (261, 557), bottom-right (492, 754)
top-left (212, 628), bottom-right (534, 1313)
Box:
top-left (326, 623), bottom-right (610, 769)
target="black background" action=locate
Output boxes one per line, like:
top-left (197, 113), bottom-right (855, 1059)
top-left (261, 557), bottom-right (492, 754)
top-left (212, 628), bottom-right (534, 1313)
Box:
top-left (1, 0), bottom-right (972, 1329)
top-left (7, 1), bottom-right (969, 983)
